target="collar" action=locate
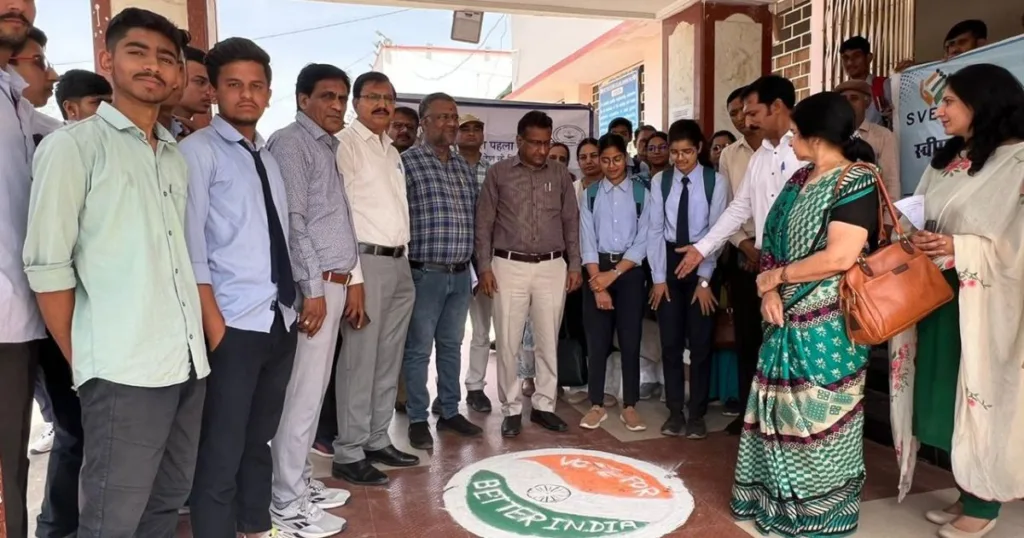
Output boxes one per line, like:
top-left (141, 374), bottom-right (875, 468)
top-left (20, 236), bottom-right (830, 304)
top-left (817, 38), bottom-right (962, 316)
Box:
top-left (296, 111), bottom-right (335, 142)
top-left (761, 131), bottom-right (794, 151)
top-left (96, 102), bottom-right (177, 143)
top-left (857, 120), bottom-right (873, 134)
top-left (512, 154), bottom-right (548, 171)
top-left (673, 163), bottom-right (702, 182)
top-left (600, 177), bottom-right (630, 192)
top-left (212, 114), bottom-right (265, 150)
top-left (738, 136), bottom-right (757, 152)
top-left (351, 117), bottom-right (394, 146)
top-left (1, 65), bottom-right (28, 94)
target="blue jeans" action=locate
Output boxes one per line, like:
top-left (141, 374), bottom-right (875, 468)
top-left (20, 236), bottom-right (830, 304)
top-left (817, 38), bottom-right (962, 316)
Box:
top-left (403, 268), bottom-right (472, 423)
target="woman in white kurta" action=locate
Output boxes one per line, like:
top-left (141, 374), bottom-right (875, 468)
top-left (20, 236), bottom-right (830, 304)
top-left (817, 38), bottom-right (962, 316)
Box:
top-left (889, 63), bottom-right (1024, 538)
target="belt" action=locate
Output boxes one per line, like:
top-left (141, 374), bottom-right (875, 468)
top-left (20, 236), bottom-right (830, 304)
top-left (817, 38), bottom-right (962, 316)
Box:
top-left (323, 271), bottom-right (352, 285)
top-left (493, 249), bottom-right (563, 264)
top-left (359, 242), bottom-right (406, 258)
top-left (598, 252), bottom-right (624, 264)
top-left (409, 261), bottom-right (469, 273)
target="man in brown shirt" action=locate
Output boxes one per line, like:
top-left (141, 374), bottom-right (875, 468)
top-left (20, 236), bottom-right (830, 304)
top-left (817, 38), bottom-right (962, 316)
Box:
top-left (475, 110), bottom-right (581, 437)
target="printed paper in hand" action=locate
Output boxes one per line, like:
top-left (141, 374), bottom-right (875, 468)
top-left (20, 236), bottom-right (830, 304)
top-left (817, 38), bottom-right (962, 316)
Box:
top-left (893, 195), bottom-right (926, 231)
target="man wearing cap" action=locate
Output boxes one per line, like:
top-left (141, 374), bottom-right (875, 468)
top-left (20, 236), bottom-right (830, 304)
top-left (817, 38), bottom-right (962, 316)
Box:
top-left (457, 112), bottom-right (495, 413)
top-left (836, 79), bottom-right (900, 198)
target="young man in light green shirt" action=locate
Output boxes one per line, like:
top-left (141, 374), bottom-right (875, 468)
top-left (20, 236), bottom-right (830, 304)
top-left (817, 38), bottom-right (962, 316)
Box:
top-left (22, 9), bottom-right (209, 537)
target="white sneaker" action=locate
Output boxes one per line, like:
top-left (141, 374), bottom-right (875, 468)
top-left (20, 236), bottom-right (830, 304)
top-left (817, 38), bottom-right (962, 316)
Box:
top-left (29, 423), bottom-right (54, 455)
top-left (271, 497), bottom-right (347, 538)
top-left (308, 478), bottom-right (350, 509)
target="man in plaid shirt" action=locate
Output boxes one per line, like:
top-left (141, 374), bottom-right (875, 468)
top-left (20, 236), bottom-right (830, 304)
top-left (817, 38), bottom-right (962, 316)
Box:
top-left (401, 93), bottom-right (483, 451)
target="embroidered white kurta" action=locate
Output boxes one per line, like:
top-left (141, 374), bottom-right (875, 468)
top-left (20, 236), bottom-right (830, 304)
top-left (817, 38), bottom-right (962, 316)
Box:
top-left (890, 141), bottom-right (1024, 502)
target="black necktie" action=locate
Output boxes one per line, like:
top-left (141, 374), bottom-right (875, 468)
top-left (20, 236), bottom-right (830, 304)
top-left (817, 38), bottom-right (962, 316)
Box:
top-left (675, 176), bottom-right (691, 245)
top-left (238, 141), bottom-right (296, 308)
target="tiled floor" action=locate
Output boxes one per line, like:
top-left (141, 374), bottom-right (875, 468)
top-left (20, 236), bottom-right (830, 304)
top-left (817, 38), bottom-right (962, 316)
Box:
top-left (24, 339), bottom-right (1024, 537)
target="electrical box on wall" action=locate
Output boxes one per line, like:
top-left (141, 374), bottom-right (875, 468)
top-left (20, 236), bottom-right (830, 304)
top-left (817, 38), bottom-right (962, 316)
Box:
top-left (452, 10), bottom-right (484, 44)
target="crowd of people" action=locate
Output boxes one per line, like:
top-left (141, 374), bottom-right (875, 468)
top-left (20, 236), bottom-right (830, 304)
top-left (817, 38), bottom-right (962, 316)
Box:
top-left (2, 2), bottom-right (1023, 538)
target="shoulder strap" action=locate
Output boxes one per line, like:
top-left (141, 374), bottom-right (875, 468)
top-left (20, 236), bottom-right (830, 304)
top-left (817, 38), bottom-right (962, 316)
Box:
top-left (586, 182), bottom-right (600, 212)
top-left (660, 171), bottom-right (673, 207)
top-left (702, 165), bottom-right (716, 206)
top-left (631, 178), bottom-right (646, 218)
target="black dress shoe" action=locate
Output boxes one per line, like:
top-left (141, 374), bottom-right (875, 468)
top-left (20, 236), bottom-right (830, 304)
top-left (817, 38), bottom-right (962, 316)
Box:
top-left (725, 417), bottom-right (743, 436)
top-left (408, 422), bottom-right (434, 450)
top-left (466, 390), bottom-right (492, 413)
top-left (332, 459), bottom-right (389, 486)
top-left (501, 415), bottom-right (522, 437)
top-left (437, 414), bottom-right (483, 437)
top-left (530, 410), bottom-right (568, 432)
top-left (660, 412), bottom-right (685, 437)
top-left (365, 445), bottom-right (420, 467)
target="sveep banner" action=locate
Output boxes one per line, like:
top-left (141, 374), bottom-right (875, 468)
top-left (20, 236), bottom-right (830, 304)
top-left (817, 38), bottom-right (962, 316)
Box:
top-left (894, 34), bottom-right (1024, 196)
top-left (396, 94), bottom-right (594, 173)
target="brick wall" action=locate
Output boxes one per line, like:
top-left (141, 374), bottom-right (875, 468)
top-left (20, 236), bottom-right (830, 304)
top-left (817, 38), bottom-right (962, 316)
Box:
top-left (772, 0), bottom-right (812, 100)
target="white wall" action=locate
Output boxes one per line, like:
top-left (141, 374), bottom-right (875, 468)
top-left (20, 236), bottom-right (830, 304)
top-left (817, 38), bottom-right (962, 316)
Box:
top-left (510, 14), bottom-right (622, 88)
top-left (914, 0), bottom-right (1022, 62)
top-left (374, 48), bottom-right (514, 100)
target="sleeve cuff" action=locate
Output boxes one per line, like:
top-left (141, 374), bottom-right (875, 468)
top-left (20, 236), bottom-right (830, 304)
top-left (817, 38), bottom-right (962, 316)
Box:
top-left (582, 254), bottom-right (599, 266)
top-left (350, 260), bottom-right (364, 286)
top-left (567, 260), bottom-right (581, 273)
top-left (694, 239), bottom-right (712, 259)
top-left (192, 262), bottom-right (212, 285)
top-left (24, 264), bottom-right (77, 293)
top-left (300, 278), bottom-right (325, 298)
top-left (652, 273), bottom-right (666, 284)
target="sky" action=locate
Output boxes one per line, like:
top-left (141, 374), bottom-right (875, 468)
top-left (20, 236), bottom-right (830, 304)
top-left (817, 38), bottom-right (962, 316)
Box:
top-left (34, 0), bottom-right (513, 131)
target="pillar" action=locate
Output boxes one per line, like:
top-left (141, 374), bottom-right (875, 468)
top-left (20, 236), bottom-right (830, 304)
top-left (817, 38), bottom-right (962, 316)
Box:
top-left (91, 0), bottom-right (218, 71)
top-left (661, 1), bottom-right (773, 136)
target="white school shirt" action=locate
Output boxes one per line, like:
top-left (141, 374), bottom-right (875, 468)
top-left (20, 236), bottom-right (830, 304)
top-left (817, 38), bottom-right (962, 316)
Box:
top-left (335, 119), bottom-right (410, 284)
top-left (694, 131), bottom-right (806, 256)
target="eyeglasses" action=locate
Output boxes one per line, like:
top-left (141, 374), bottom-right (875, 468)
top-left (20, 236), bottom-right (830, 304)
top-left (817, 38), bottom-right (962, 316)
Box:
top-left (390, 121), bottom-right (417, 132)
top-left (522, 138), bottom-right (551, 149)
top-left (426, 113), bottom-right (459, 124)
top-left (358, 93), bottom-right (395, 104)
top-left (601, 155), bottom-right (626, 166)
top-left (10, 54), bottom-right (52, 72)
top-left (669, 148), bottom-right (698, 158)
top-left (647, 143), bottom-right (668, 153)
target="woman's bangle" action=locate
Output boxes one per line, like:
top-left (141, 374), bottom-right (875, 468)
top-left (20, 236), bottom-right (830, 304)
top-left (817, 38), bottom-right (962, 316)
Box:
top-left (780, 265), bottom-right (790, 285)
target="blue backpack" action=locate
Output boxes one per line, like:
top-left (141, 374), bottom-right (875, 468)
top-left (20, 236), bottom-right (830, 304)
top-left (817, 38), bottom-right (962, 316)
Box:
top-left (586, 177), bottom-right (648, 218)
top-left (661, 166), bottom-right (716, 207)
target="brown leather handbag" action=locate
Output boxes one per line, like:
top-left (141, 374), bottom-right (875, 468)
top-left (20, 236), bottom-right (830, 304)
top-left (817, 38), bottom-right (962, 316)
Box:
top-left (714, 286), bottom-right (736, 350)
top-left (837, 163), bottom-right (954, 345)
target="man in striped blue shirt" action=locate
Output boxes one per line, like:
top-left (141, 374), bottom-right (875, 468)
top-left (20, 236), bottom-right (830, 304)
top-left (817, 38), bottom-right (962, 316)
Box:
top-left (401, 93), bottom-right (482, 451)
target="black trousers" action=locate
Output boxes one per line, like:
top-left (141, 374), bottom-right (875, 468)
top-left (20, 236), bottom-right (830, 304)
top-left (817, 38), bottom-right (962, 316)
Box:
top-left (561, 287), bottom-right (587, 358)
top-left (582, 260), bottom-right (645, 407)
top-left (0, 341), bottom-right (38, 538)
top-left (657, 246), bottom-right (716, 419)
top-left (190, 312), bottom-right (297, 537)
top-left (36, 335), bottom-right (83, 538)
top-left (728, 254), bottom-right (764, 410)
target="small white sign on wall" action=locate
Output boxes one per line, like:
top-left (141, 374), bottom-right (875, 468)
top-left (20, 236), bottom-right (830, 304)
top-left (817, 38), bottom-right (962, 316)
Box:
top-left (451, 10), bottom-right (484, 44)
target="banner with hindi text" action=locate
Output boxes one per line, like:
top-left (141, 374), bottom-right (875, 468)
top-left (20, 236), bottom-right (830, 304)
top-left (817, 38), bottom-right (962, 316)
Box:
top-left (894, 35), bottom-right (1024, 196)
top-left (396, 94), bottom-right (594, 174)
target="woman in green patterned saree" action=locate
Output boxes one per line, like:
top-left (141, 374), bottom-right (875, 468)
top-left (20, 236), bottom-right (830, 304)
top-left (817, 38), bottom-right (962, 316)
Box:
top-left (730, 92), bottom-right (881, 537)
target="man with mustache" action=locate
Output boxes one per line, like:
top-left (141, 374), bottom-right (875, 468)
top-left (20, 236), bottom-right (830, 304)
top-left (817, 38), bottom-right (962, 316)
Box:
top-left (159, 32), bottom-right (209, 140)
top-left (402, 93), bottom-right (482, 451)
top-left (266, 63), bottom-right (355, 537)
top-left (675, 76), bottom-right (805, 323)
top-left (181, 38), bottom-right (298, 538)
top-left (332, 71), bottom-right (419, 486)
top-left (24, 8), bottom-right (208, 537)
top-left (389, 105), bottom-right (419, 153)
top-left (1, 2), bottom-right (47, 535)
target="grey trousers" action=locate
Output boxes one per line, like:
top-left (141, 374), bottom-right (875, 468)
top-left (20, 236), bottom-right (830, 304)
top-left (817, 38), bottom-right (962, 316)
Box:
top-left (0, 341), bottom-right (38, 538)
top-left (77, 369), bottom-right (205, 538)
top-left (333, 254), bottom-right (415, 464)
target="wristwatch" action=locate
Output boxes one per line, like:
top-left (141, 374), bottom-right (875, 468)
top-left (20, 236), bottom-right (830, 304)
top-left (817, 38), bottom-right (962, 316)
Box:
top-left (698, 278), bottom-right (710, 289)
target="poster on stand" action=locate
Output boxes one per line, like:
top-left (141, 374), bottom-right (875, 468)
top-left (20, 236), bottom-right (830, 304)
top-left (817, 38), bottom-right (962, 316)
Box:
top-left (396, 94), bottom-right (594, 173)
top-left (893, 34), bottom-right (1024, 196)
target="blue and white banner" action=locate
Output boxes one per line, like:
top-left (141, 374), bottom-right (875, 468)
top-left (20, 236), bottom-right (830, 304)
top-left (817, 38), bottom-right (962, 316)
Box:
top-left (894, 35), bottom-right (1024, 196)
